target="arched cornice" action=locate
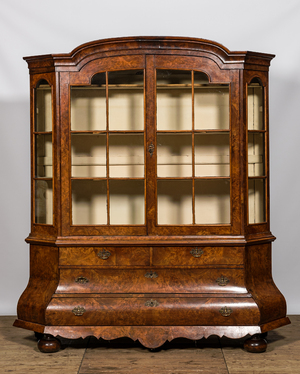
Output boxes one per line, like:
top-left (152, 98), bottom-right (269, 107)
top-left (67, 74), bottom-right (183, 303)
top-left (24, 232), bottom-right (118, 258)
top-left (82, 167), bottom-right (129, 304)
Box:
top-left (23, 36), bottom-right (275, 74)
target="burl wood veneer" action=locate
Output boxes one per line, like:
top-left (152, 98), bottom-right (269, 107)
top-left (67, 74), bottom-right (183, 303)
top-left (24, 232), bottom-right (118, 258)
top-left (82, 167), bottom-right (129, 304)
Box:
top-left (14, 37), bottom-right (290, 353)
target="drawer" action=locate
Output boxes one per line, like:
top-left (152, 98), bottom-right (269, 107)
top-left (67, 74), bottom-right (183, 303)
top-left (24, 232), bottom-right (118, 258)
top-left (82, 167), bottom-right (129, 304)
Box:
top-left (56, 268), bottom-right (247, 294)
top-left (46, 296), bottom-right (259, 326)
top-left (152, 247), bottom-right (244, 266)
top-left (59, 247), bottom-right (150, 266)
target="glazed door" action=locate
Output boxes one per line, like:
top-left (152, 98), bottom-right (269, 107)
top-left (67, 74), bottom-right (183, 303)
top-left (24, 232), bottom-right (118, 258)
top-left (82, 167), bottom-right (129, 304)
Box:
top-left (65, 55), bottom-right (239, 236)
top-left (67, 57), bottom-right (147, 236)
top-left (148, 55), bottom-right (239, 236)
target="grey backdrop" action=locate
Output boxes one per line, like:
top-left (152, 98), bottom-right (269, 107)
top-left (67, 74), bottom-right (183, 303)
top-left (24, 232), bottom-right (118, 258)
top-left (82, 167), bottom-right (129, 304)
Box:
top-left (1, 0), bottom-right (299, 315)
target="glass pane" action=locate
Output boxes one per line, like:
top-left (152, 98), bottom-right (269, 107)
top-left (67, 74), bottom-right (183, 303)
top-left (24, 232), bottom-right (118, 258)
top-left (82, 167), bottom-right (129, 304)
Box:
top-left (110, 180), bottom-right (144, 224)
top-left (248, 179), bottom-right (265, 223)
top-left (194, 71), bottom-right (210, 85)
top-left (194, 85), bottom-right (229, 130)
top-left (195, 180), bottom-right (230, 224)
top-left (71, 86), bottom-right (106, 131)
top-left (157, 180), bottom-right (193, 224)
top-left (71, 134), bottom-right (106, 177)
top-left (109, 134), bottom-right (144, 178)
top-left (157, 70), bottom-right (192, 131)
top-left (157, 134), bottom-right (192, 177)
top-left (108, 70), bottom-right (144, 131)
top-left (35, 134), bottom-right (52, 177)
top-left (248, 83), bottom-right (263, 130)
top-left (35, 180), bottom-right (53, 224)
top-left (195, 133), bottom-right (230, 177)
top-left (35, 83), bottom-right (52, 132)
top-left (248, 132), bottom-right (265, 177)
top-left (72, 180), bottom-right (107, 225)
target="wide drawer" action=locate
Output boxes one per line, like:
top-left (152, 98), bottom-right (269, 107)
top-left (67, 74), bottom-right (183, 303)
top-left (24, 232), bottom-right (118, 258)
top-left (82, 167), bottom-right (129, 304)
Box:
top-left (56, 268), bottom-right (247, 294)
top-left (59, 247), bottom-right (150, 266)
top-left (152, 247), bottom-right (244, 266)
top-left (60, 246), bottom-right (244, 267)
top-left (46, 296), bottom-right (259, 326)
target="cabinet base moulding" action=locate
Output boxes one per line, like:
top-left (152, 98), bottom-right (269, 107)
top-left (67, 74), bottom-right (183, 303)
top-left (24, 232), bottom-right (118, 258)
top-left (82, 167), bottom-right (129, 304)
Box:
top-left (13, 317), bottom-right (290, 349)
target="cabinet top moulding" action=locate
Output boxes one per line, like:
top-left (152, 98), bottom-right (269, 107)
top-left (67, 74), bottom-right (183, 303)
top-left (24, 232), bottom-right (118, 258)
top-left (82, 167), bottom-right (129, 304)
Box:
top-left (23, 36), bottom-right (275, 73)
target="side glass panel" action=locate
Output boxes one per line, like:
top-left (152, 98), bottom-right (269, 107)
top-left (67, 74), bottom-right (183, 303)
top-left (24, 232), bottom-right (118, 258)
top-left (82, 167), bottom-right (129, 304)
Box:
top-left (34, 81), bottom-right (53, 224)
top-left (70, 70), bottom-right (145, 225)
top-left (248, 179), bottom-right (265, 224)
top-left (156, 70), bottom-right (230, 225)
top-left (247, 80), bottom-right (266, 223)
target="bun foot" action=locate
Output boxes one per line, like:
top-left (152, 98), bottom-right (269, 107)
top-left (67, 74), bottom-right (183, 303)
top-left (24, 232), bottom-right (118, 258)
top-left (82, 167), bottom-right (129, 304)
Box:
top-left (244, 334), bottom-right (267, 353)
top-left (37, 334), bottom-right (61, 353)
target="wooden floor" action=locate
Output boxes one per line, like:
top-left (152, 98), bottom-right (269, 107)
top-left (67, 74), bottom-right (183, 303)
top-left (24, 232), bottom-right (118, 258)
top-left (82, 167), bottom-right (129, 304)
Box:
top-left (1, 316), bottom-right (299, 374)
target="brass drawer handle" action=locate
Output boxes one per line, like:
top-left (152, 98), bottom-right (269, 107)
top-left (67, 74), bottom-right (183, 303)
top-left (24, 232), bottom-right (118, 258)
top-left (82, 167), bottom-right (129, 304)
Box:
top-left (216, 275), bottom-right (229, 286)
top-left (75, 276), bottom-right (89, 284)
top-left (219, 306), bottom-right (233, 317)
top-left (145, 271), bottom-right (158, 279)
top-left (145, 299), bottom-right (159, 307)
top-left (97, 249), bottom-right (111, 260)
top-left (72, 306), bottom-right (86, 316)
top-left (190, 247), bottom-right (204, 258)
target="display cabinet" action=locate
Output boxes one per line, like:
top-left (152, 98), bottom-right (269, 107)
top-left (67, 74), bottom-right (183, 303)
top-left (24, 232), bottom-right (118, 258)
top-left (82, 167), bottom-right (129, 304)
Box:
top-left (14, 37), bottom-right (290, 353)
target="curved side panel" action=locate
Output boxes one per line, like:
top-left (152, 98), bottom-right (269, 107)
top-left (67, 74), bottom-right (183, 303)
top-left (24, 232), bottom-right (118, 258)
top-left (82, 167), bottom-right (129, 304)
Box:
top-left (245, 243), bottom-right (287, 324)
top-left (16, 245), bottom-right (59, 324)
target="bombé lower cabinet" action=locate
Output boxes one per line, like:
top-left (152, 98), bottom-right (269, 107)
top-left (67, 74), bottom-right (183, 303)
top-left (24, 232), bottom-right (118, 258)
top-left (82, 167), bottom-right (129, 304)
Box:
top-left (14, 37), bottom-right (290, 353)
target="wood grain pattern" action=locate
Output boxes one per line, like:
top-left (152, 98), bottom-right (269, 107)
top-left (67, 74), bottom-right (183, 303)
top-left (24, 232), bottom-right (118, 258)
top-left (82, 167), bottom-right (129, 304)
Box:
top-left (59, 247), bottom-right (150, 266)
top-left (56, 268), bottom-right (247, 294)
top-left (45, 297), bottom-right (260, 327)
top-left (16, 245), bottom-right (59, 324)
top-left (152, 246), bottom-right (244, 266)
top-left (15, 37), bottom-right (289, 352)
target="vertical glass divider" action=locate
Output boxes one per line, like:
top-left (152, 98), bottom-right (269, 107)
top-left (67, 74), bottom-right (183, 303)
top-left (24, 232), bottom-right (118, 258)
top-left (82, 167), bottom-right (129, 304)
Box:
top-left (191, 71), bottom-right (195, 224)
top-left (264, 86), bottom-right (268, 223)
top-left (143, 68), bottom-right (147, 226)
top-left (106, 72), bottom-right (110, 224)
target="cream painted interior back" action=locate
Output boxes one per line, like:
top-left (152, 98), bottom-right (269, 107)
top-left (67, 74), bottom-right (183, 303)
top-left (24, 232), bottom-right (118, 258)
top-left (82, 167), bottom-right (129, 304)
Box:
top-left (35, 78), bottom-right (265, 226)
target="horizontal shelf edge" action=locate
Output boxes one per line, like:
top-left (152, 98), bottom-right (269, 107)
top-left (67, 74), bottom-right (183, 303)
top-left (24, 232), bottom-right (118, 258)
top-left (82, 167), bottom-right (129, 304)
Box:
top-left (25, 233), bottom-right (276, 247)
